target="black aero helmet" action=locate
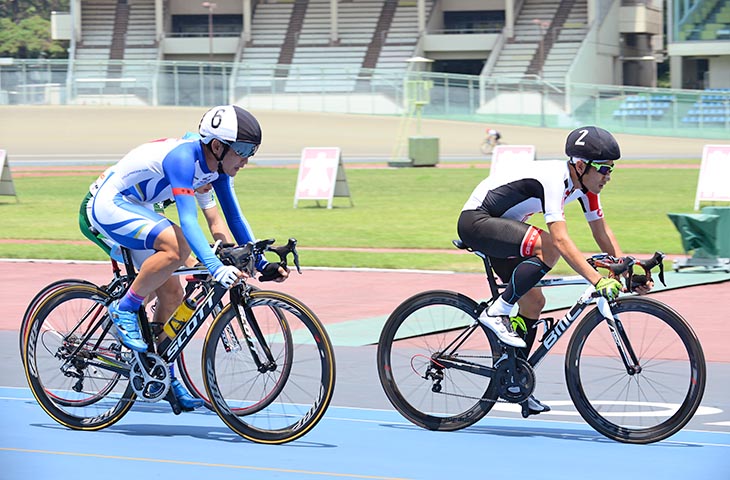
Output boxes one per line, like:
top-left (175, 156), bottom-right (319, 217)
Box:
top-left (565, 126), bottom-right (620, 162)
top-left (198, 105), bottom-right (262, 145)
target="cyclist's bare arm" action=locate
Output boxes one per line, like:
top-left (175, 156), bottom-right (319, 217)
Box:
top-left (201, 205), bottom-right (230, 244)
top-left (548, 221), bottom-right (603, 286)
top-left (588, 218), bottom-right (622, 257)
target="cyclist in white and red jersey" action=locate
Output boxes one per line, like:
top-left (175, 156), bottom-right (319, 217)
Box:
top-left (458, 126), bottom-right (652, 415)
top-left (88, 104), bottom-right (288, 367)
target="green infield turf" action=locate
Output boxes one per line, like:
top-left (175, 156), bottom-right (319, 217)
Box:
top-left (0, 165), bottom-right (702, 273)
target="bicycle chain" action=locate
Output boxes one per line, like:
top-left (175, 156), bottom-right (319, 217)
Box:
top-left (426, 355), bottom-right (533, 405)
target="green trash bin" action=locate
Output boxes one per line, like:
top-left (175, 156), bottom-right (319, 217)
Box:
top-left (701, 206), bottom-right (730, 257)
top-left (408, 137), bottom-right (439, 167)
top-left (667, 212), bottom-right (719, 258)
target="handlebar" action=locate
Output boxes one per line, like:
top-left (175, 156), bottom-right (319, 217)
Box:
top-left (217, 238), bottom-right (302, 279)
top-left (587, 251), bottom-right (666, 291)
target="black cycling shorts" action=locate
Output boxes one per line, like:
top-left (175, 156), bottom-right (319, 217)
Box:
top-left (457, 209), bottom-right (543, 282)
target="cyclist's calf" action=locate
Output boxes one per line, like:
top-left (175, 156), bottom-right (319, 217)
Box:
top-left (517, 288), bottom-right (546, 319)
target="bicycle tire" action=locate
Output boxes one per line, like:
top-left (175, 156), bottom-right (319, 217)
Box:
top-left (565, 296), bottom-right (706, 444)
top-left (19, 279), bottom-right (96, 364)
top-left (24, 283), bottom-right (123, 409)
top-left (177, 307), bottom-right (289, 414)
top-left (24, 284), bottom-right (135, 428)
top-left (203, 290), bottom-right (335, 444)
top-left (175, 286), bottom-right (288, 414)
top-left (480, 140), bottom-right (493, 155)
top-left (377, 290), bottom-right (501, 431)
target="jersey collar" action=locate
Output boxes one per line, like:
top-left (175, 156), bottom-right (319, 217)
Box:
top-left (196, 141), bottom-right (213, 174)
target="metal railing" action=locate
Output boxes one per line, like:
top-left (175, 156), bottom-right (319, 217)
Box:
top-left (1, 58), bottom-right (728, 139)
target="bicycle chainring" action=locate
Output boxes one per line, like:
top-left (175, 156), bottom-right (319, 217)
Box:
top-left (130, 351), bottom-right (170, 402)
top-left (494, 357), bottom-right (535, 403)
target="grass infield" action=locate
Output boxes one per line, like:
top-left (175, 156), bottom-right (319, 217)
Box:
top-left (0, 165), bottom-right (701, 274)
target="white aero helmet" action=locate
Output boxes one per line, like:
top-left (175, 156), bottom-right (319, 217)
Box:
top-left (198, 105), bottom-right (261, 159)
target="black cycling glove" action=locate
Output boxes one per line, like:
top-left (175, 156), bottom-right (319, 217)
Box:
top-left (259, 262), bottom-right (287, 282)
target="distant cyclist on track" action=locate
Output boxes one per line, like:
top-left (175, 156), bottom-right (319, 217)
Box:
top-left (480, 127), bottom-right (502, 154)
top-left (457, 126), bottom-right (653, 415)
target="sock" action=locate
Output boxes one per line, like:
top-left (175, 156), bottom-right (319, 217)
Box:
top-left (486, 296), bottom-right (514, 317)
top-left (502, 256), bottom-right (551, 304)
top-left (514, 314), bottom-right (539, 360)
top-left (118, 288), bottom-right (145, 312)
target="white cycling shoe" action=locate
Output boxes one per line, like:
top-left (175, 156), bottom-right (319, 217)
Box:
top-left (477, 312), bottom-right (527, 348)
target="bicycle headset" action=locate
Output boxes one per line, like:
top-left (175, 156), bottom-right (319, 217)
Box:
top-left (198, 105), bottom-right (262, 174)
top-left (565, 125), bottom-right (621, 193)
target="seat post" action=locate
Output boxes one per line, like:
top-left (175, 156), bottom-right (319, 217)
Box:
top-left (481, 255), bottom-right (501, 299)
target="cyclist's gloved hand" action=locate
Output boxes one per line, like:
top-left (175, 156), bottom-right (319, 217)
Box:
top-left (212, 265), bottom-right (242, 288)
top-left (259, 262), bottom-right (289, 282)
top-left (594, 277), bottom-right (623, 300)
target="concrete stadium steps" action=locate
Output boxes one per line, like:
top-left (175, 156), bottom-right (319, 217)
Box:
top-left (250, 2), bottom-right (294, 46)
top-left (491, 43), bottom-right (538, 78)
top-left (370, 0), bottom-right (432, 84)
top-left (126, 0), bottom-right (157, 47)
top-left (78, 0), bottom-right (116, 47)
top-left (285, 46), bottom-right (367, 92)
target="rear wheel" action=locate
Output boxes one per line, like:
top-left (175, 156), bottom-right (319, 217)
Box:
top-left (24, 285), bottom-right (135, 429)
top-left (377, 290), bottom-right (501, 431)
top-left (19, 279), bottom-right (96, 365)
top-left (566, 296), bottom-right (706, 444)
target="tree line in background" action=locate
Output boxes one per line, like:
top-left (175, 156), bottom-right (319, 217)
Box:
top-left (0, 0), bottom-right (70, 58)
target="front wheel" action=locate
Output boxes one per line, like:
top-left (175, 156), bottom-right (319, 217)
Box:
top-left (565, 296), bottom-right (706, 444)
top-left (203, 290), bottom-right (335, 444)
top-left (480, 140), bottom-right (493, 155)
top-left (377, 290), bottom-right (501, 431)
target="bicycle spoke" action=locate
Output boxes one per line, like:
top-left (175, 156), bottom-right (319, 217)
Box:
top-left (377, 291), bottom-right (500, 431)
top-left (567, 297), bottom-right (705, 443)
top-left (24, 285), bottom-right (134, 428)
top-left (204, 291), bottom-right (335, 444)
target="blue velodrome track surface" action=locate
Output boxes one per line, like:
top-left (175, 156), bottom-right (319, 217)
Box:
top-left (2, 384), bottom-right (729, 480)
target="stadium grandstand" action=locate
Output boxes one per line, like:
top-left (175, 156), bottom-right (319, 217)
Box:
top-left (1, 0), bottom-right (728, 138)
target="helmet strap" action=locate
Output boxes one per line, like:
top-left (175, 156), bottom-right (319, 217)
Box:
top-left (569, 159), bottom-right (590, 194)
top-left (205, 140), bottom-right (229, 174)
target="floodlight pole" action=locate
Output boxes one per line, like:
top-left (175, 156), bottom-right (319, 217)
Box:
top-left (202, 2), bottom-right (216, 62)
top-left (202, 2), bottom-right (216, 103)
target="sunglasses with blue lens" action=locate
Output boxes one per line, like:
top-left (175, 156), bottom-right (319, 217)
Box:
top-left (591, 162), bottom-right (615, 175)
top-left (224, 141), bottom-right (259, 158)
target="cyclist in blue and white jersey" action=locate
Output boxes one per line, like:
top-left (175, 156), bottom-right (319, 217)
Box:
top-left (458, 126), bottom-right (652, 415)
top-left (88, 104), bottom-right (289, 363)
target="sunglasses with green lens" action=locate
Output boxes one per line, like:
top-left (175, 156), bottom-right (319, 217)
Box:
top-left (591, 162), bottom-right (615, 175)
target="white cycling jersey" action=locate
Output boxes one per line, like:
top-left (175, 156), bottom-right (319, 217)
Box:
top-left (462, 160), bottom-right (603, 224)
top-left (88, 137), bottom-right (259, 275)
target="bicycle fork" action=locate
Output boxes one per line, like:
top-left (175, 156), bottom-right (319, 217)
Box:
top-left (590, 297), bottom-right (641, 375)
top-left (230, 289), bottom-right (279, 374)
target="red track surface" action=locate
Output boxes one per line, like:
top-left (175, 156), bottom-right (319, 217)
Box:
top-left (2, 260), bottom-right (727, 362)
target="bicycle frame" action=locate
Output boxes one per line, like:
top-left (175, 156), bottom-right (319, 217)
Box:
top-left (52, 257), bottom-right (275, 387)
top-left (526, 284), bottom-right (610, 369)
top-left (432, 280), bottom-right (608, 378)
top-left (434, 246), bottom-right (638, 380)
